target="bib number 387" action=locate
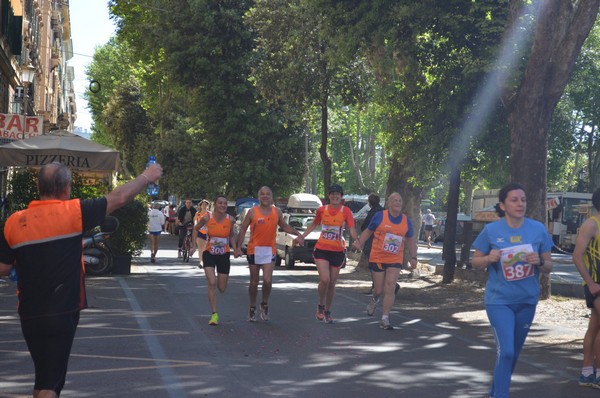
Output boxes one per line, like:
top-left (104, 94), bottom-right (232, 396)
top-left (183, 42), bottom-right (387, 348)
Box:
top-left (502, 263), bottom-right (534, 281)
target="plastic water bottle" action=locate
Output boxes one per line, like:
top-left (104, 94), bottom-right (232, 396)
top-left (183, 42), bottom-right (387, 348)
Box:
top-left (8, 268), bottom-right (17, 282)
top-left (146, 156), bottom-right (159, 197)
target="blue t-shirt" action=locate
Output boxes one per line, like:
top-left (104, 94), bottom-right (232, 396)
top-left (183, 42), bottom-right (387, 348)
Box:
top-left (368, 211), bottom-right (414, 238)
top-left (472, 217), bottom-right (552, 305)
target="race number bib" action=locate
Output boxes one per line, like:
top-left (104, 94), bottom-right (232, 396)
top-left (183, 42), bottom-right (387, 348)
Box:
top-left (254, 246), bottom-right (273, 265)
top-left (320, 224), bottom-right (341, 242)
top-left (500, 244), bottom-right (535, 282)
top-left (382, 232), bottom-right (403, 254)
top-left (209, 237), bottom-right (229, 255)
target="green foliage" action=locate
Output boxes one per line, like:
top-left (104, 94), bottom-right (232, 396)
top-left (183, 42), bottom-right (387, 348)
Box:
top-left (4, 169), bottom-right (109, 218)
top-left (5, 168), bottom-right (38, 214)
top-left (108, 199), bottom-right (148, 256)
top-left (107, 0), bottom-right (304, 198)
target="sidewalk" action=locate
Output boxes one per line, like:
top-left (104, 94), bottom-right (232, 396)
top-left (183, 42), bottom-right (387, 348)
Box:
top-left (414, 242), bottom-right (584, 298)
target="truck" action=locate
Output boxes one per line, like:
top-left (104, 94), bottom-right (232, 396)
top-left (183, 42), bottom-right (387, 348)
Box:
top-left (547, 191), bottom-right (592, 252)
top-left (472, 189), bottom-right (593, 252)
top-left (275, 193), bottom-right (322, 269)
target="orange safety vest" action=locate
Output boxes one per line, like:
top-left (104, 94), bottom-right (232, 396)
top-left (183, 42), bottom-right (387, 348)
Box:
top-left (247, 206), bottom-right (278, 255)
top-left (369, 210), bottom-right (408, 264)
top-left (315, 205), bottom-right (349, 252)
top-left (4, 199), bottom-right (86, 317)
top-left (204, 213), bottom-right (232, 255)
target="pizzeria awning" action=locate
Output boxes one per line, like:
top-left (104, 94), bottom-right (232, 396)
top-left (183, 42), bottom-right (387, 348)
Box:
top-left (0, 130), bottom-right (119, 172)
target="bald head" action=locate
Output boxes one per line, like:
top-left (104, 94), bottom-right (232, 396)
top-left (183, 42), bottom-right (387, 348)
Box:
top-left (38, 162), bottom-right (71, 199)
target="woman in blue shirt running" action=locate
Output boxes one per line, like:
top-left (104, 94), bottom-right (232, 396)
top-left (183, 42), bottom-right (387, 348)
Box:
top-left (471, 182), bottom-right (553, 398)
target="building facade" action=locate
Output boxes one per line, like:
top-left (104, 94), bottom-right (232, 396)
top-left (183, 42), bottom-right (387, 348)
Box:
top-left (0, 0), bottom-right (75, 139)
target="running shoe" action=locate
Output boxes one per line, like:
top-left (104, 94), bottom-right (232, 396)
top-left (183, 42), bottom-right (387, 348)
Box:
top-left (578, 373), bottom-right (600, 388)
top-left (248, 307), bottom-right (257, 322)
top-left (380, 318), bottom-right (393, 330)
top-left (367, 297), bottom-right (378, 316)
top-left (315, 304), bottom-right (325, 321)
top-left (260, 302), bottom-right (269, 321)
top-left (209, 312), bottom-right (219, 326)
top-left (324, 310), bottom-right (333, 323)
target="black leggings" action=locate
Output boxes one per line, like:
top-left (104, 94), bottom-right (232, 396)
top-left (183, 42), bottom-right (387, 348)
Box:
top-left (21, 312), bottom-right (80, 396)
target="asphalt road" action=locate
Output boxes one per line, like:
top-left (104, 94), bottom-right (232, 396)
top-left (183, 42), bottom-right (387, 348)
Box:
top-left (0, 234), bottom-right (595, 398)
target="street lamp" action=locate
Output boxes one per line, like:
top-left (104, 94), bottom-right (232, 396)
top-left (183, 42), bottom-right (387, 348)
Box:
top-left (20, 63), bottom-right (35, 115)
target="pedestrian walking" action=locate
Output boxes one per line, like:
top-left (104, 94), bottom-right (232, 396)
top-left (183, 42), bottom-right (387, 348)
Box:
top-left (234, 186), bottom-right (302, 322)
top-left (0, 161), bottom-right (162, 398)
top-left (191, 195), bottom-right (237, 326)
top-left (148, 202), bottom-right (165, 263)
top-left (572, 187), bottom-right (600, 389)
top-left (471, 182), bottom-right (553, 398)
top-left (353, 192), bottom-right (417, 330)
top-left (299, 184), bottom-right (359, 324)
top-left (423, 209), bottom-right (436, 248)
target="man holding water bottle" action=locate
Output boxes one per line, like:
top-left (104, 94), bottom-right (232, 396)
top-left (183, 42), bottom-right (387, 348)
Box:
top-left (0, 160), bottom-right (162, 398)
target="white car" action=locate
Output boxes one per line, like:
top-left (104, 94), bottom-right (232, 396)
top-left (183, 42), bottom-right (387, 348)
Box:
top-left (275, 193), bottom-right (322, 269)
top-left (275, 213), bottom-right (321, 269)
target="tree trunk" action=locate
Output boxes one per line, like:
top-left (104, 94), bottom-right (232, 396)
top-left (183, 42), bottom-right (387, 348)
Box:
top-left (505, 0), bottom-right (599, 299)
top-left (442, 166), bottom-right (461, 284)
top-left (319, 99), bottom-right (332, 193)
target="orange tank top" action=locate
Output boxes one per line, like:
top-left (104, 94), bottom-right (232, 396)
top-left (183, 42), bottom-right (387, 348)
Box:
top-left (195, 210), bottom-right (209, 233)
top-left (204, 214), bottom-right (232, 256)
top-left (247, 206), bottom-right (278, 255)
top-left (369, 210), bottom-right (408, 264)
top-left (315, 205), bottom-right (348, 252)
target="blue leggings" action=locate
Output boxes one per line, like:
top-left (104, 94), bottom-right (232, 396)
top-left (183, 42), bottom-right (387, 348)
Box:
top-left (485, 303), bottom-right (536, 398)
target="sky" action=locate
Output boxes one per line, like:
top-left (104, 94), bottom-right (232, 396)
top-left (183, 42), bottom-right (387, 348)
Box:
top-left (68, 1), bottom-right (116, 132)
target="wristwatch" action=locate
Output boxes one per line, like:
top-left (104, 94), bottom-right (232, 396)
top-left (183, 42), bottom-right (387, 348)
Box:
top-left (410, 256), bottom-right (417, 261)
top-left (539, 258), bottom-right (545, 267)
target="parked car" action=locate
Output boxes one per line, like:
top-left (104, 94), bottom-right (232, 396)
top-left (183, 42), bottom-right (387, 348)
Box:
top-left (275, 193), bottom-right (322, 269)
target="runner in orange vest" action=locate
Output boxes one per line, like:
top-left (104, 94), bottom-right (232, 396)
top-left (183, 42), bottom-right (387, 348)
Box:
top-left (234, 186), bottom-right (302, 322)
top-left (299, 184), bottom-right (359, 324)
top-left (191, 195), bottom-right (237, 326)
top-left (194, 199), bottom-right (211, 268)
top-left (353, 192), bottom-right (418, 330)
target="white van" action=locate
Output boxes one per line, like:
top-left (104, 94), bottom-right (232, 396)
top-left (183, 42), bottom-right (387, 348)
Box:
top-left (275, 193), bottom-right (322, 269)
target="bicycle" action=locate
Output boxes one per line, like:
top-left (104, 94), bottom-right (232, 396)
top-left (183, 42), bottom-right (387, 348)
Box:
top-left (182, 222), bottom-right (194, 262)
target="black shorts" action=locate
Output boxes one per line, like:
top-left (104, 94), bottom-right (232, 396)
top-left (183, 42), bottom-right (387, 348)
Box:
top-left (313, 248), bottom-right (346, 268)
top-left (247, 254), bottom-right (276, 266)
top-left (584, 285), bottom-right (599, 308)
top-left (425, 225), bottom-right (433, 231)
top-left (21, 311), bottom-right (80, 394)
top-left (202, 251), bottom-right (231, 274)
top-left (369, 262), bottom-right (402, 272)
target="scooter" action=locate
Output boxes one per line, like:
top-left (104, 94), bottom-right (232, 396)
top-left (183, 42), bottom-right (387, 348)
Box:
top-left (84, 216), bottom-right (119, 276)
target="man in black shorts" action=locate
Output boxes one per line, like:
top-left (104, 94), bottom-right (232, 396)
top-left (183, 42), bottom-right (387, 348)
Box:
top-left (0, 161), bottom-right (162, 397)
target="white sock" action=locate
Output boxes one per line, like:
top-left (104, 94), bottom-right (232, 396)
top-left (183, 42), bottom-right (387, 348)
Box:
top-left (582, 366), bottom-right (594, 377)
top-left (381, 315), bottom-right (389, 321)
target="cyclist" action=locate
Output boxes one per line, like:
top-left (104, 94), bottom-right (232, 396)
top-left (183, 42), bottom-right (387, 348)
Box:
top-left (191, 195), bottom-right (237, 326)
top-left (177, 199), bottom-right (196, 258)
